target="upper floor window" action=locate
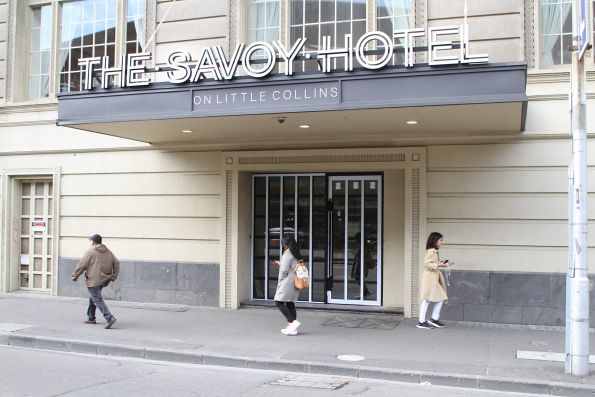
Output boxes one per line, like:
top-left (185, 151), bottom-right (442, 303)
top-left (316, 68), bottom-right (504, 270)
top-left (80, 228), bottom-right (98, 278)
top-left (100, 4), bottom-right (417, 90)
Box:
top-left (540, 0), bottom-right (572, 66)
top-left (126, 0), bottom-right (146, 54)
top-left (246, 0), bottom-right (415, 72)
top-left (29, 5), bottom-right (53, 99)
top-left (23, 0), bottom-right (146, 100)
top-left (248, 0), bottom-right (280, 43)
top-left (377, 0), bottom-right (412, 65)
top-left (377, 0), bottom-right (411, 33)
top-left (289, 0), bottom-right (367, 71)
top-left (59, 0), bottom-right (118, 93)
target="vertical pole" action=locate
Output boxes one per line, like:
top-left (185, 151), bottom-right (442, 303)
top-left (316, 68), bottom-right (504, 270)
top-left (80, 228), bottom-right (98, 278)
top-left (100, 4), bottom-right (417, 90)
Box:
top-left (565, 164), bottom-right (574, 373)
top-left (566, 0), bottom-right (590, 377)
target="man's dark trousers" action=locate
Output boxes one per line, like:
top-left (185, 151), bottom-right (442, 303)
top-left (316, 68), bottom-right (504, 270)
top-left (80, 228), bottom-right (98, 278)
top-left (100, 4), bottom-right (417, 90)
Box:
top-left (87, 286), bottom-right (113, 321)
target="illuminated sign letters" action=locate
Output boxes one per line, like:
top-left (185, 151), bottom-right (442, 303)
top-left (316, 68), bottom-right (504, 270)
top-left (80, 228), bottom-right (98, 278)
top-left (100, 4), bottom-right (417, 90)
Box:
top-left (79, 24), bottom-right (487, 90)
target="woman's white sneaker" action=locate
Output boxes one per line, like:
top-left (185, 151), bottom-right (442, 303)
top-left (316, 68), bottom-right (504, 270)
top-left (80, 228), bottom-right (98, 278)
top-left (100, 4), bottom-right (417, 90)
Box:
top-left (287, 320), bottom-right (301, 331)
top-left (281, 328), bottom-right (298, 335)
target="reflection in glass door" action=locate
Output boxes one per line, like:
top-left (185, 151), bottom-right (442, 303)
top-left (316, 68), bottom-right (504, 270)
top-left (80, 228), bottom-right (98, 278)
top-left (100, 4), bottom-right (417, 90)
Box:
top-left (328, 176), bottom-right (382, 305)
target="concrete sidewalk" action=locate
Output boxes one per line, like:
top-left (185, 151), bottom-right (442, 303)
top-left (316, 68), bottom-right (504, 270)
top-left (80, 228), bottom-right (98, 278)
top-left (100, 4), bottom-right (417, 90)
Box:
top-left (1, 293), bottom-right (594, 396)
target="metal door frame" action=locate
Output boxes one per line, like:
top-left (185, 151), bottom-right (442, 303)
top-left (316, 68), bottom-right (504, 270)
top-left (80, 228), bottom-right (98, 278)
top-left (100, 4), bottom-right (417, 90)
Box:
top-left (326, 174), bottom-right (383, 306)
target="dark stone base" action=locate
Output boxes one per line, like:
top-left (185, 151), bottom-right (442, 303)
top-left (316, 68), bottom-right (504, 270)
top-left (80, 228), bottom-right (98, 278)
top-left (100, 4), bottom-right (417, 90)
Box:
top-left (441, 271), bottom-right (594, 327)
top-left (58, 258), bottom-right (219, 307)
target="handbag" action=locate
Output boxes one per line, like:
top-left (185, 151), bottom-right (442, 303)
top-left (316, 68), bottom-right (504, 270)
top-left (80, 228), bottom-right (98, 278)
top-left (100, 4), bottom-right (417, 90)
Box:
top-left (294, 259), bottom-right (309, 290)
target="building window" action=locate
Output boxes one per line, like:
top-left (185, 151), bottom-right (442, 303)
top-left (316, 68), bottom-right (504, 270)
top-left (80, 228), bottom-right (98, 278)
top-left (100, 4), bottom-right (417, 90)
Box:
top-left (289, 0), bottom-right (367, 71)
top-left (126, 0), bottom-right (146, 54)
top-left (20, 0), bottom-right (146, 98)
top-left (540, 0), bottom-right (572, 66)
top-left (59, 0), bottom-right (117, 93)
top-left (248, 0), bottom-right (280, 43)
top-left (244, 1), bottom-right (417, 72)
top-left (376, 0), bottom-right (412, 65)
top-left (377, 0), bottom-right (411, 33)
top-left (29, 5), bottom-right (53, 99)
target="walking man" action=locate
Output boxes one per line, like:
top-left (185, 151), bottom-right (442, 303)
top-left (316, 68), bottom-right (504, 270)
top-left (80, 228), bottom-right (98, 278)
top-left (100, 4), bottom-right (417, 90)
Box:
top-left (72, 234), bottom-right (120, 329)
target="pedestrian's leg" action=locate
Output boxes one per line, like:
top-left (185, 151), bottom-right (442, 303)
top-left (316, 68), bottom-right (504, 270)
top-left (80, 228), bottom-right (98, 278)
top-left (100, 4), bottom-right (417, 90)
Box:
top-left (88, 286), bottom-right (113, 320)
top-left (275, 301), bottom-right (292, 322)
top-left (86, 297), bottom-right (97, 321)
top-left (431, 300), bottom-right (444, 320)
top-left (285, 302), bottom-right (300, 332)
top-left (286, 302), bottom-right (297, 322)
top-left (418, 300), bottom-right (430, 323)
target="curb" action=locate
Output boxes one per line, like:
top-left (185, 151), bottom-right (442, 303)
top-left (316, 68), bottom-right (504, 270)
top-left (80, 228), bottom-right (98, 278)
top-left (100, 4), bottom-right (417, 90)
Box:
top-left (1, 332), bottom-right (593, 396)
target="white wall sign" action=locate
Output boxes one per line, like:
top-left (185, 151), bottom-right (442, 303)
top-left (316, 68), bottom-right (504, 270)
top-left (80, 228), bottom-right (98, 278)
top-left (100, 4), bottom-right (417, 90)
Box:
top-left (78, 25), bottom-right (488, 91)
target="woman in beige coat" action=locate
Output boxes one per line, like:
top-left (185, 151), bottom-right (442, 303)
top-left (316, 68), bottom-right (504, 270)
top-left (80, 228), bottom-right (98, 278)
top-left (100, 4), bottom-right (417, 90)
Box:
top-left (417, 232), bottom-right (448, 329)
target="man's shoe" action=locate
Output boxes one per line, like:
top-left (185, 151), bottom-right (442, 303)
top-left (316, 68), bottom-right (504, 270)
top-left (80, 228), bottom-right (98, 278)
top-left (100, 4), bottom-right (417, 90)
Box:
top-left (287, 320), bottom-right (301, 331)
top-left (105, 317), bottom-right (117, 329)
top-left (416, 321), bottom-right (432, 329)
top-left (428, 319), bottom-right (446, 328)
top-left (83, 319), bottom-right (96, 324)
top-left (281, 328), bottom-right (298, 335)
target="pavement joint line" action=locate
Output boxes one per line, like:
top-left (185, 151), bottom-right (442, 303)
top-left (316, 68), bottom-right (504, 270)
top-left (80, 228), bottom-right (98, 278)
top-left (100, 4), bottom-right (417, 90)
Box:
top-left (0, 331), bottom-right (593, 396)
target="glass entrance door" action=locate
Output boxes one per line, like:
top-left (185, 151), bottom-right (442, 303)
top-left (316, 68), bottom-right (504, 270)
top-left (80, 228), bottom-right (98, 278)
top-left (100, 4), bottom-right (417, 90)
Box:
top-left (252, 174), bottom-right (327, 302)
top-left (251, 173), bottom-right (382, 306)
top-left (327, 176), bottom-right (382, 305)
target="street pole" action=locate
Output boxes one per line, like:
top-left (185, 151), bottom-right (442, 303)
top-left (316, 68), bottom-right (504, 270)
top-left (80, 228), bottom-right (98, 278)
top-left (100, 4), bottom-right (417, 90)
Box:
top-left (566, 0), bottom-right (589, 377)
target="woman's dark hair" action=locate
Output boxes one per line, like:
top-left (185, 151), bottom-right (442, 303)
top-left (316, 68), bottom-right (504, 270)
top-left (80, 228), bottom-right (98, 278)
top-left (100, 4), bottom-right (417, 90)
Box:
top-left (426, 232), bottom-right (443, 250)
top-left (282, 235), bottom-right (303, 260)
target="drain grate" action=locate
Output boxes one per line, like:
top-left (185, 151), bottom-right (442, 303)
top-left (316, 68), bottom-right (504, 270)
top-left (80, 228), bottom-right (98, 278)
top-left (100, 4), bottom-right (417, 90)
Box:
top-left (322, 316), bottom-right (401, 330)
top-left (270, 374), bottom-right (349, 390)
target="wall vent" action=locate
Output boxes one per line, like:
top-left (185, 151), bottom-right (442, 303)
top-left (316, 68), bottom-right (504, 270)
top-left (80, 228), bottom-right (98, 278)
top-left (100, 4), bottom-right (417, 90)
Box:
top-left (238, 154), bottom-right (406, 165)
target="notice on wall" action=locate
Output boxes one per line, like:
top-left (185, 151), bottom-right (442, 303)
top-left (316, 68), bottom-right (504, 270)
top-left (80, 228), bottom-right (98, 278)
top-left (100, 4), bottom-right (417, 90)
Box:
top-left (20, 255), bottom-right (30, 265)
top-left (31, 221), bottom-right (46, 233)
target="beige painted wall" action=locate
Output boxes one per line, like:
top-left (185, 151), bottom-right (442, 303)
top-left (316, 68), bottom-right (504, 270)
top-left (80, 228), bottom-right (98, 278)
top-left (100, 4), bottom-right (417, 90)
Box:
top-left (234, 171), bottom-right (253, 307)
top-left (0, 149), bottom-right (223, 265)
top-left (0, 0), bottom-right (6, 101)
top-left (154, 0), bottom-right (229, 78)
top-left (427, 0), bottom-right (524, 63)
top-left (383, 169), bottom-right (405, 308)
top-left (427, 139), bottom-right (595, 274)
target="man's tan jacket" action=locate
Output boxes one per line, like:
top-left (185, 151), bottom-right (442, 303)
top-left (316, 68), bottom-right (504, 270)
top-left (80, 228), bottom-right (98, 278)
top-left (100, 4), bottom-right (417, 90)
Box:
top-left (72, 244), bottom-right (120, 288)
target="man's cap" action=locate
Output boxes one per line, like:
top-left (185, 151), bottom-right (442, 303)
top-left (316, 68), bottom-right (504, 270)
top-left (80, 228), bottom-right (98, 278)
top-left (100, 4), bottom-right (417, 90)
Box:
top-left (89, 234), bottom-right (102, 244)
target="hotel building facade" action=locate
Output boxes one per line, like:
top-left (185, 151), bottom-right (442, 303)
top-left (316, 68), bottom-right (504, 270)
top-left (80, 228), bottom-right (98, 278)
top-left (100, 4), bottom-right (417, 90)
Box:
top-left (0, 0), bottom-right (594, 326)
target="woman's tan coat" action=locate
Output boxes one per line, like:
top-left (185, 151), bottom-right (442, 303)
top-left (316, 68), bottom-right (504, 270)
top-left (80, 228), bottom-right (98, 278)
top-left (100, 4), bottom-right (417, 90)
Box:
top-left (420, 248), bottom-right (448, 302)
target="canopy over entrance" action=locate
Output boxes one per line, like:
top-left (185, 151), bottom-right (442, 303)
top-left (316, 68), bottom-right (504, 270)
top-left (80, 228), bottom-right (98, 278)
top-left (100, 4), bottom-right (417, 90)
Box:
top-left (57, 62), bottom-right (527, 149)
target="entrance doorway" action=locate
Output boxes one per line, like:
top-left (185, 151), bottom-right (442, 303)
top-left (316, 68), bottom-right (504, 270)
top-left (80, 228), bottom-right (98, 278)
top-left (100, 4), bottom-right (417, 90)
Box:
top-left (18, 180), bottom-right (54, 291)
top-left (327, 176), bottom-right (382, 305)
top-left (251, 174), bottom-right (382, 305)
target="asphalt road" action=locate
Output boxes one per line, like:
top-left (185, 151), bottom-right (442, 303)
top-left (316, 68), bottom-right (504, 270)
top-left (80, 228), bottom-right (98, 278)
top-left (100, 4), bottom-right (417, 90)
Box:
top-left (0, 346), bottom-right (553, 397)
